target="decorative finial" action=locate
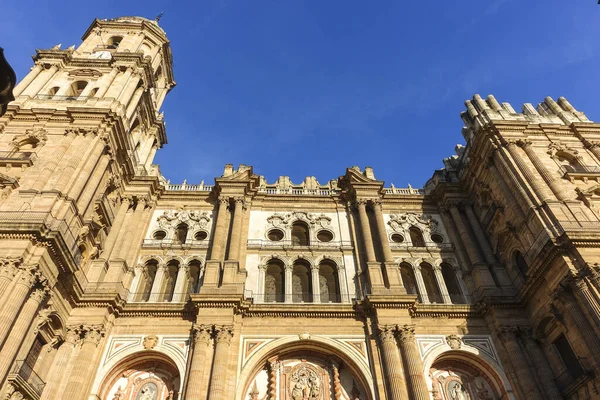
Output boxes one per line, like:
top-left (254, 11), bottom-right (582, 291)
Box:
top-left (155, 12), bottom-right (164, 22)
top-left (67, 45), bottom-right (75, 51)
top-left (51, 44), bottom-right (61, 50)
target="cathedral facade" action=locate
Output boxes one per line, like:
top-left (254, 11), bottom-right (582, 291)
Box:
top-left (0, 16), bottom-right (599, 400)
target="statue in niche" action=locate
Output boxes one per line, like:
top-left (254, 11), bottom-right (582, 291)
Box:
top-left (136, 382), bottom-right (158, 400)
top-left (447, 380), bottom-right (470, 400)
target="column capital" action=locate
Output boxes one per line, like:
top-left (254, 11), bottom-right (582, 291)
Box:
top-left (0, 257), bottom-right (22, 279)
top-left (516, 138), bottom-right (533, 148)
top-left (584, 140), bottom-right (600, 149)
top-left (217, 197), bottom-right (230, 205)
top-left (371, 199), bottom-right (384, 209)
top-left (65, 325), bottom-right (81, 345)
top-left (79, 324), bottom-right (105, 346)
top-left (495, 325), bottom-right (519, 343)
top-left (397, 324), bottom-right (416, 343)
top-left (192, 324), bottom-right (212, 345)
top-left (232, 196), bottom-right (247, 209)
top-left (354, 198), bottom-right (369, 208)
top-left (17, 263), bottom-right (44, 289)
top-left (214, 325), bottom-right (234, 344)
top-left (377, 324), bottom-right (397, 343)
top-left (30, 286), bottom-right (51, 304)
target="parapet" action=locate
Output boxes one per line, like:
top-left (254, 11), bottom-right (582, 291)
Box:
top-left (460, 94), bottom-right (591, 134)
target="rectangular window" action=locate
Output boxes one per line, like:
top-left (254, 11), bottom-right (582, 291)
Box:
top-left (553, 334), bottom-right (584, 379)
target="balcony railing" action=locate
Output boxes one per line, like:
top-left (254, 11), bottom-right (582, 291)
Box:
top-left (389, 241), bottom-right (454, 250)
top-left (560, 164), bottom-right (600, 175)
top-left (8, 360), bottom-right (45, 398)
top-left (142, 238), bottom-right (210, 248)
top-left (383, 187), bottom-right (426, 195)
top-left (33, 94), bottom-right (93, 101)
top-left (166, 183), bottom-right (214, 192)
top-left (257, 187), bottom-right (340, 196)
top-left (246, 239), bottom-right (354, 249)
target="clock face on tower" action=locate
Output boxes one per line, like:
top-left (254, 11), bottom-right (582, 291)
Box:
top-left (89, 50), bottom-right (112, 60)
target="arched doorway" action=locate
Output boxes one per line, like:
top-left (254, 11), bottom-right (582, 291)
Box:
top-left (98, 352), bottom-right (181, 400)
top-left (429, 351), bottom-right (509, 400)
top-left (240, 340), bottom-right (373, 400)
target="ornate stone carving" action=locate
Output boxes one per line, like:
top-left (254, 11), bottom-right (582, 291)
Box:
top-left (79, 324), bottom-right (105, 346)
top-left (142, 334), bottom-right (159, 350)
top-left (445, 334), bottom-right (462, 350)
top-left (298, 332), bottom-right (311, 340)
top-left (157, 209), bottom-right (211, 230)
top-left (398, 324), bottom-right (416, 343)
top-left (65, 127), bottom-right (99, 137)
top-left (214, 325), bottom-right (233, 344)
top-left (289, 364), bottom-right (322, 400)
top-left (547, 141), bottom-right (581, 160)
top-left (11, 128), bottom-right (47, 150)
top-left (192, 324), bottom-right (212, 345)
top-left (388, 212), bottom-right (439, 233)
top-left (267, 211), bottom-right (332, 229)
top-left (0, 257), bottom-right (22, 279)
top-left (378, 325), bottom-right (397, 343)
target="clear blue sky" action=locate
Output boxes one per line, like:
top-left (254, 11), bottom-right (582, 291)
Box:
top-left (2, 1), bottom-right (599, 187)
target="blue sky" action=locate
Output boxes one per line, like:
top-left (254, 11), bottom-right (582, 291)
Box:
top-left (2, 1), bottom-right (599, 187)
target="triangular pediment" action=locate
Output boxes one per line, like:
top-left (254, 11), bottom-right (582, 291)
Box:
top-left (344, 167), bottom-right (376, 183)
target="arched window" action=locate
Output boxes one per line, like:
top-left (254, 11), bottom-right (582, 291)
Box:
top-left (441, 262), bottom-right (464, 303)
top-left (137, 260), bottom-right (158, 302)
top-left (514, 251), bottom-right (529, 279)
top-left (420, 263), bottom-right (442, 303)
top-left (188, 260), bottom-right (203, 294)
top-left (47, 86), bottom-right (60, 98)
top-left (409, 226), bottom-right (426, 247)
top-left (400, 263), bottom-right (418, 296)
top-left (162, 261), bottom-right (179, 302)
top-left (265, 260), bottom-right (285, 303)
top-left (318, 260), bottom-right (340, 303)
top-left (174, 223), bottom-right (188, 244)
top-left (67, 80), bottom-right (87, 99)
top-left (292, 260), bottom-right (312, 303)
top-left (291, 221), bottom-right (310, 246)
top-left (107, 36), bottom-right (123, 49)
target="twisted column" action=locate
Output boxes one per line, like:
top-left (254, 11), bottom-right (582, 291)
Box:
top-left (40, 327), bottom-right (79, 400)
top-left (496, 327), bottom-right (543, 400)
top-left (0, 264), bottom-right (41, 347)
top-left (207, 325), bottom-right (233, 400)
top-left (331, 361), bottom-right (342, 400)
top-left (0, 286), bottom-right (49, 382)
top-left (185, 324), bottom-right (213, 399)
top-left (518, 139), bottom-right (568, 201)
top-left (398, 325), bottom-right (429, 400)
top-left (377, 325), bottom-right (408, 400)
top-left (268, 358), bottom-right (279, 400)
top-left (227, 197), bottom-right (246, 261)
top-left (520, 329), bottom-right (562, 400)
top-left (62, 325), bottom-right (105, 399)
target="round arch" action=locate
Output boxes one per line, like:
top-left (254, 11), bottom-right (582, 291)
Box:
top-left (422, 346), bottom-right (516, 400)
top-left (94, 350), bottom-right (183, 400)
top-left (235, 336), bottom-right (375, 400)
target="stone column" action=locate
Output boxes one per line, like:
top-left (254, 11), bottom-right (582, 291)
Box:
top-left (149, 264), bottom-right (167, 302)
top-left (31, 131), bottom-right (77, 192)
top-left (0, 259), bottom-right (20, 299)
top-left (62, 325), bottom-right (105, 399)
top-left (413, 265), bottom-right (429, 303)
top-left (356, 200), bottom-right (376, 262)
top-left (104, 67), bottom-right (131, 99)
top-left (331, 361), bottom-right (342, 400)
top-left (173, 265), bottom-right (189, 302)
top-left (39, 327), bottom-right (78, 400)
top-left (76, 153), bottom-right (111, 213)
top-left (12, 63), bottom-right (43, 97)
top-left (100, 196), bottom-right (131, 260)
top-left (571, 277), bottom-right (600, 333)
top-left (126, 86), bottom-right (145, 119)
top-left (448, 205), bottom-right (485, 265)
top-left (338, 265), bottom-right (350, 303)
top-left (116, 197), bottom-right (146, 261)
top-left (518, 139), bottom-right (568, 201)
top-left (68, 135), bottom-right (107, 200)
top-left (492, 151), bottom-right (536, 209)
top-left (120, 72), bottom-right (141, 104)
top-left (268, 359), bottom-right (279, 400)
top-left (94, 68), bottom-right (119, 98)
top-left (0, 286), bottom-right (48, 382)
top-left (463, 205), bottom-right (496, 264)
top-left (257, 265), bottom-right (266, 303)
top-left (0, 265), bottom-right (41, 347)
top-left (209, 198), bottom-right (230, 262)
top-left (227, 197), bottom-right (245, 261)
top-left (504, 141), bottom-right (552, 202)
top-left (372, 200), bottom-right (393, 262)
top-left (285, 265), bottom-right (293, 303)
top-left (377, 325), bottom-right (408, 400)
top-left (555, 288), bottom-right (600, 358)
top-left (22, 64), bottom-right (58, 97)
top-left (520, 330), bottom-right (562, 400)
top-left (496, 327), bottom-right (543, 400)
top-left (207, 325), bottom-right (233, 400)
top-left (398, 325), bottom-right (429, 400)
top-left (432, 265), bottom-right (452, 304)
top-left (311, 265), bottom-right (321, 303)
top-left (185, 324), bottom-right (212, 400)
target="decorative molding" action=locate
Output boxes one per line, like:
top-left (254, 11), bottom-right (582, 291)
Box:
top-left (388, 213), bottom-right (440, 234)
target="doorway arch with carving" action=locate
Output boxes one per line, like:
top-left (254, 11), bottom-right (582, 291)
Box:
top-left (237, 336), bottom-right (375, 400)
top-left (98, 351), bottom-right (181, 400)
